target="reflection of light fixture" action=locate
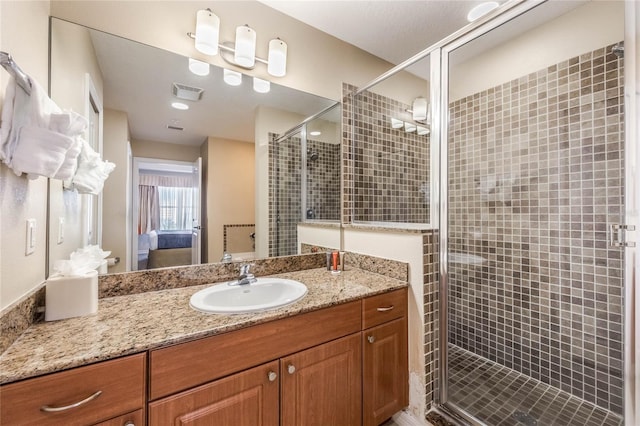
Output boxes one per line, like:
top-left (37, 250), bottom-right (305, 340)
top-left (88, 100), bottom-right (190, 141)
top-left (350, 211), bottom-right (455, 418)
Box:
top-left (188, 58), bottom-right (210, 76)
top-left (391, 118), bottom-right (404, 129)
top-left (223, 69), bottom-right (242, 86)
top-left (195, 9), bottom-right (220, 55)
top-left (309, 131), bottom-right (321, 136)
top-left (188, 9), bottom-right (288, 77)
top-left (404, 122), bottom-right (416, 133)
top-left (253, 77), bottom-right (270, 93)
top-left (171, 102), bottom-right (189, 110)
top-left (417, 126), bottom-right (430, 135)
top-left (467, 2), bottom-right (499, 22)
top-left (412, 97), bottom-right (428, 121)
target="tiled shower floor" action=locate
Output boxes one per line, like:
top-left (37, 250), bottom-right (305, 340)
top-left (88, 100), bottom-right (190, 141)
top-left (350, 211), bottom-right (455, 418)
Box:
top-left (448, 345), bottom-right (623, 426)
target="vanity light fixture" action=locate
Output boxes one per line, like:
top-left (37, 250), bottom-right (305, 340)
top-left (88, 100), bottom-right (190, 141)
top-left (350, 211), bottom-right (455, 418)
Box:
top-left (188, 58), bottom-right (210, 76)
top-left (223, 68), bottom-right (242, 86)
top-left (188, 9), bottom-right (288, 77)
top-left (253, 77), bottom-right (270, 93)
top-left (467, 2), bottom-right (499, 22)
top-left (171, 102), bottom-right (189, 110)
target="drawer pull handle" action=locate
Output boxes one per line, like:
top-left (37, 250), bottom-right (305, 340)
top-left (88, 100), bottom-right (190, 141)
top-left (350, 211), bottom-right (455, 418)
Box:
top-left (367, 335), bottom-right (376, 344)
top-left (287, 364), bottom-right (296, 374)
top-left (268, 371), bottom-right (278, 382)
top-left (377, 305), bottom-right (394, 312)
top-left (40, 390), bottom-right (102, 412)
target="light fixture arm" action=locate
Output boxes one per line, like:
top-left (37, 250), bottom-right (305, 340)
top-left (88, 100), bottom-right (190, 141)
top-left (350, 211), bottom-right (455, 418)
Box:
top-left (187, 33), bottom-right (271, 70)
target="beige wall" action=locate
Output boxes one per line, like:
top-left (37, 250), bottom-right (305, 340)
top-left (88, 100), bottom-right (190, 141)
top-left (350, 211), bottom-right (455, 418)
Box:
top-left (131, 139), bottom-right (202, 162)
top-left (200, 140), bottom-right (209, 262)
top-left (48, 17), bottom-right (105, 273)
top-left (451, 1), bottom-right (625, 101)
top-left (0, 1), bottom-right (51, 311)
top-left (205, 137), bottom-right (255, 262)
top-left (102, 109), bottom-right (131, 273)
top-left (49, 0), bottom-right (396, 101)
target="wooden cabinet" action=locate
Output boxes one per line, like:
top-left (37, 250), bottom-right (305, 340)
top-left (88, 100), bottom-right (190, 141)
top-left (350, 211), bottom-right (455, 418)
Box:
top-left (95, 409), bottom-right (144, 426)
top-left (0, 353), bottom-right (146, 426)
top-left (281, 333), bottom-right (362, 426)
top-left (362, 289), bottom-right (408, 426)
top-left (148, 361), bottom-right (280, 426)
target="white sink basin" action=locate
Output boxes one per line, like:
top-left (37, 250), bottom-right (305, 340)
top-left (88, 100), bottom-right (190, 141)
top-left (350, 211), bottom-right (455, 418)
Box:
top-left (190, 278), bottom-right (308, 314)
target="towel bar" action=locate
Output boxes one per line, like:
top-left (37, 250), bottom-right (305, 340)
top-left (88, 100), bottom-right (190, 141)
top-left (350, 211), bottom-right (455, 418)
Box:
top-left (0, 51), bottom-right (32, 95)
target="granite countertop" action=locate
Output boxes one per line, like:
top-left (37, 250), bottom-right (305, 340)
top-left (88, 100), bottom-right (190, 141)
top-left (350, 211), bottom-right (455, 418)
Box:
top-left (0, 267), bottom-right (406, 385)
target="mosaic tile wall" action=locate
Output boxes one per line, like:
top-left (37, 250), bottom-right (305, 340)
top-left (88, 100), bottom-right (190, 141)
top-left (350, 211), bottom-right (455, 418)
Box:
top-left (342, 83), bottom-right (430, 224)
top-left (268, 134), bottom-right (341, 257)
top-left (447, 43), bottom-right (625, 414)
top-left (423, 231), bottom-right (440, 407)
top-left (306, 139), bottom-right (341, 221)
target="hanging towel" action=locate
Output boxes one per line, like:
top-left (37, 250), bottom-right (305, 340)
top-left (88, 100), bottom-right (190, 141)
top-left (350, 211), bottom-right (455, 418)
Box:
top-left (9, 125), bottom-right (76, 179)
top-left (69, 139), bottom-right (115, 195)
top-left (0, 76), bottom-right (88, 179)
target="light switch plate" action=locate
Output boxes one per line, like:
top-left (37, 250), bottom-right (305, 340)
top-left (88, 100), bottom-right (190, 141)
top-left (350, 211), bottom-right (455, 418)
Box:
top-left (57, 217), bottom-right (65, 244)
top-left (25, 218), bottom-right (36, 255)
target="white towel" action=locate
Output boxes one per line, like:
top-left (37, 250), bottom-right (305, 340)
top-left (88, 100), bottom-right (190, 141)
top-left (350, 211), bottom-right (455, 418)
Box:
top-left (10, 125), bottom-right (76, 178)
top-left (52, 136), bottom-right (83, 181)
top-left (49, 111), bottom-right (88, 137)
top-left (69, 139), bottom-right (115, 194)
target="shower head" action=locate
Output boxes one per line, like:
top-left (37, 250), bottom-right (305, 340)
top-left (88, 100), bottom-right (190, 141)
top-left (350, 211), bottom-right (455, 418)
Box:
top-left (611, 43), bottom-right (624, 59)
top-left (307, 149), bottom-right (319, 162)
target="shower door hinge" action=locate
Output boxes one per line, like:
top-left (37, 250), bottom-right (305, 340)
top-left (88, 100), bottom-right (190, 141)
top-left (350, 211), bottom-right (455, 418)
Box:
top-left (609, 224), bottom-right (636, 247)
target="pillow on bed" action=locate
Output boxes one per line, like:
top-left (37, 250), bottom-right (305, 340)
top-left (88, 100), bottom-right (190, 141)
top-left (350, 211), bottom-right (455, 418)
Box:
top-left (149, 230), bottom-right (158, 250)
top-left (147, 248), bottom-right (191, 269)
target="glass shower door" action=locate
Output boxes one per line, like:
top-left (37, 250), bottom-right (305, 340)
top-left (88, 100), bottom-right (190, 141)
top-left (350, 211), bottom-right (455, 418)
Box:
top-left (441, 1), bottom-right (627, 425)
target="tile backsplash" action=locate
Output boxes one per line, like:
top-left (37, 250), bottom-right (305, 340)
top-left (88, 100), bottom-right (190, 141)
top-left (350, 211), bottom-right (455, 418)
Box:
top-left (447, 43), bottom-right (625, 414)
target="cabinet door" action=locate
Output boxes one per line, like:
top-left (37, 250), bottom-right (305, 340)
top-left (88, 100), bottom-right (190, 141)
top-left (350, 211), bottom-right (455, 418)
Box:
top-left (281, 333), bottom-right (362, 426)
top-left (148, 361), bottom-right (279, 426)
top-left (363, 317), bottom-right (408, 426)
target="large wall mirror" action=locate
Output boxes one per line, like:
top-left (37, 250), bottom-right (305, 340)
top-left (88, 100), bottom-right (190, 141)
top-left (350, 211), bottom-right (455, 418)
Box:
top-left (48, 18), bottom-right (338, 275)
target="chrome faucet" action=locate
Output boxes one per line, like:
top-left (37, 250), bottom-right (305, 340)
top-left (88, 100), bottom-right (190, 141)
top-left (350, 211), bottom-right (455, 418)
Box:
top-left (220, 252), bottom-right (232, 263)
top-left (236, 263), bottom-right (257, 285)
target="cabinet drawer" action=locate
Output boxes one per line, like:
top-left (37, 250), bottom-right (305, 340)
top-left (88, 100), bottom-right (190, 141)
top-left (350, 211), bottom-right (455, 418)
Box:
top-left (150, 300), bottom-right (361, 400)
top-left (0, 353), bottom-right (146, 426)
top-left (362, 288), bottom-right (407, 329)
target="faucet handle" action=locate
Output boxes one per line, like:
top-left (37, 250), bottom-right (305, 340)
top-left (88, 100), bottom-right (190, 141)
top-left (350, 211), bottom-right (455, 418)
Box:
top-left (239, 263), bottom-right (251, 275)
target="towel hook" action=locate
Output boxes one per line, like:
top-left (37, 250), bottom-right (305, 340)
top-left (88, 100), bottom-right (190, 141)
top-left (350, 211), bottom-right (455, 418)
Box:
top-left (0, 51), bottom-right (32, 95)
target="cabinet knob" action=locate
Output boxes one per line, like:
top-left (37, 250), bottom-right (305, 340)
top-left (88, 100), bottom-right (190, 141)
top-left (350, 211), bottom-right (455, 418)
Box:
top-left (124, 422), bottom-right (135, 426)
top-left (287, 364), bottom-right (296, 374)
top-left (367, 335), bottom-right (375, 344)
top-left (268, 371), bottom-right (277, 382)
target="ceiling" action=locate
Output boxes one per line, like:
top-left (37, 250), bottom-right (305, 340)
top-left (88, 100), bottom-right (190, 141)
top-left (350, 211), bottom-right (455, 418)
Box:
top-left (259, 0), bottom-right (483, 67)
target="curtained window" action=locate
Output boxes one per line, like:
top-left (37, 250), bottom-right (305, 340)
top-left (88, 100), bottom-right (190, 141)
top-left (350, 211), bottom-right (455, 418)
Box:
top-left (158, 186), bottom-right (197, 230)
top-left (138, 173), bottom-right (197, 233)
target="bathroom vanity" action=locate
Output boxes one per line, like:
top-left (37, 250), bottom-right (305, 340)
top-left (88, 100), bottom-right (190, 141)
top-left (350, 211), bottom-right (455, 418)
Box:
top-left (0, 267), bottom-right (408, 426)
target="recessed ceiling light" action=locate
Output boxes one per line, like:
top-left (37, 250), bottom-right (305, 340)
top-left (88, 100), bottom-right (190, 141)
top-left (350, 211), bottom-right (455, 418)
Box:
top-left (309, 131), bottom-right (321, 136)
top-left (467, 2), bottom-right (499, 22)
top-left (171, 102), bottom-right (189, 110)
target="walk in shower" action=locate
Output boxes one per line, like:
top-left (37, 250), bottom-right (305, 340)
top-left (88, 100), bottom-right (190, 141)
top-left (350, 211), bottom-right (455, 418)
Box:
top-left (438, 1), bottom-right (635, 425)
